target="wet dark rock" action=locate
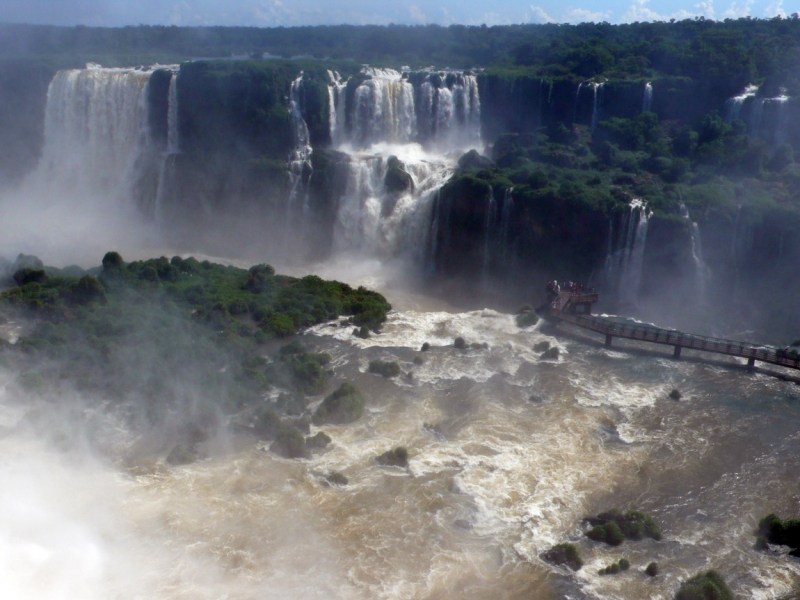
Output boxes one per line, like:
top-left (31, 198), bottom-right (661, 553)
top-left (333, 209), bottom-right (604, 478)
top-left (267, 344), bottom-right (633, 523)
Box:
top-left (675, 570), bottom-right (733, 600)
top-left (645, 562), bottom-right (659, 577)
top-left (270, 425), bottom-right (309, 459)
top-left (305, 431), bottom-right (331, 450)
top-left (516, 311), bottom-right (539, 328)
top-left (541, 543), bottom-right (583, 571)
top-left (313, 382), bottom-right (365, 425)
top-left (454, 337), bottom-right (467, 350)
top-left (528, 394), bottom-right (545, 404)
top-left (470, 342), bottom-right (489, 349)
top-left (756, 513), bottom-right (800, 555)
top-left (326, 471), bottom-right (348, 486)
top-left (669, 388), bottom-right (682, 400)
top-left (376, 446), bottom-right (409, 467)
top-left (384, 155), bottom-right (414, 194)
top-left (619, 558), bottom-right (630, 571)
top-left (421, 342), bottom-right (431, 352)
top-left (533, 340), bottom-right (551, 352)
top-left (457, 149), bottom-right (492, 170)
top-left (166, 444), bottom-right (198, 466)
top-left (453, 519), bottom-right (473, 530)
top-left (413, 355), bottom-right (425, 365)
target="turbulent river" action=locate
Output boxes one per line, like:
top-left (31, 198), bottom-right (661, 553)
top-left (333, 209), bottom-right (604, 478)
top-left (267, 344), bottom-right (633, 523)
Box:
top-left (2, 274), bottom-right (800, 600)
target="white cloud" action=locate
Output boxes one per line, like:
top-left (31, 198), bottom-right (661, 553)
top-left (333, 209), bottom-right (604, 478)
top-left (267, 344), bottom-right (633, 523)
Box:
top-left (562, 6), bottom-right (612, 23)
top-left (722, 0), bottom-right (753, 18)
top-left (622, 0), bottom-right (713, 22)
top-left (408, 4), bottom-right (427, 24)
top-left (765, 0), bottom-right (787, 17)
top-left (528, 5), bottom-right (555, 23)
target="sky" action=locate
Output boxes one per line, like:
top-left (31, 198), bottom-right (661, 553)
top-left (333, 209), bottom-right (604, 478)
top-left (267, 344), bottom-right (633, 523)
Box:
top-left (0, 0), bottom-right (793, 28)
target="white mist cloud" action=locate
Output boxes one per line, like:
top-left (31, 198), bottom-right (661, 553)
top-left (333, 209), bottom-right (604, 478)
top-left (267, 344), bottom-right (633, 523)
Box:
top-left (722, 0), bottom-right (754, 18)
top-left (562, 6), bottom-right (612, 23)
top-left (528, 5), bottom-right (556, 23)
top-left (765, 0), bottom-right (787, 16)
top-left (622, 0), bottom-right (714, 22)
top-left (408, 3), bottom-right (427, 23)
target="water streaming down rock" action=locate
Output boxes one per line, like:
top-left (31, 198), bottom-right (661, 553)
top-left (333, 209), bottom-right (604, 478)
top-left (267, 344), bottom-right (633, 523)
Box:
top-left (589, 82), bottom-right (604, 133)
top-left (33, 64), bottom-right (156, 206)
top-left (327, 70), bottom-right (348, 147)
top-left (602, 199), bottom-right (649, 307)
top-left (154, 70), bottom-right (180, 223)
top-left (681, 203), bottom-right (710, 304)
top-left (724, 84), bottom-right (759, 124)
top-left (288, 73), bottom-right (313, 215)
top-left (642, 81), bottom-right (653, 113)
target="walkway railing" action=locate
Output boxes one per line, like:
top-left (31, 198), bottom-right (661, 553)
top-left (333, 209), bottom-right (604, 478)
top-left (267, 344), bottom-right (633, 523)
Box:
top-left (551, 311), bottom-right (800, 371)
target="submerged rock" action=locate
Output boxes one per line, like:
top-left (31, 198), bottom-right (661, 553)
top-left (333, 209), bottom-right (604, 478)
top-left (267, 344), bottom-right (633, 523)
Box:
top-left (368, 360), bottom-right (401, 377)
top-left (326, 471), bottom-right (349, 486)
top-left (305, 431), bottom-right (332, 450)
top-left (166, 444), bottom-right (198, 466)
top-left (376, 446), bottom-right (409, 467)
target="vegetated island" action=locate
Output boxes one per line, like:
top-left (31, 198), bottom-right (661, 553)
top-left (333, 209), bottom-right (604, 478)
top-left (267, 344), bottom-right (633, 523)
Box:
top-left (0, 252), bottom-right (390, 461)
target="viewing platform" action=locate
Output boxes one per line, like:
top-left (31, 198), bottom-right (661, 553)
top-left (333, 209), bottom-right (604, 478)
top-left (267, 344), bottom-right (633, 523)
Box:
top-left (540, 281), bottom-right (800, 373)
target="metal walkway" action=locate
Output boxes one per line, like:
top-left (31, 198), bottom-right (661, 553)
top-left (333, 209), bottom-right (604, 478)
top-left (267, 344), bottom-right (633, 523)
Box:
top-left (551, 311), bottom-right (800, 372)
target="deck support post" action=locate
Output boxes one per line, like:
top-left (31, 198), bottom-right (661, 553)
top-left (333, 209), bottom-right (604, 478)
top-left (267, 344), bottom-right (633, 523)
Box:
top-left (747, 357), bottom-right (756, 371)
top-left (604, 334), bottom-right (613, 348)
top-left (673, 345), bottom-right (682, 359)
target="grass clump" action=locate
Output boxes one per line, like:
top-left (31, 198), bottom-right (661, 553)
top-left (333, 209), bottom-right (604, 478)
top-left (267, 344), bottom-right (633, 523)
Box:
top-left (312, 382), bottom-right (365, 425)
top-left (541, 543), bottom-right (583, 571)
top-left (368, 360), bottom-right (401, 378)
top-left (376, 446), bottom-right (409, 467)
top-left (674, 570), bottom-right (733, 600)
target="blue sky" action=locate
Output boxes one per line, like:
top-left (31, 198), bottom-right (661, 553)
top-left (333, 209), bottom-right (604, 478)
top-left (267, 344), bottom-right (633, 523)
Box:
top-left (0, 0), bottom-right (793, 27)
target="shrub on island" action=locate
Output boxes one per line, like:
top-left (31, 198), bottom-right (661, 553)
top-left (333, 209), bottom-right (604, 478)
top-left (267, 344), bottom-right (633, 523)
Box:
top-left (376, 446), bottom-right (409, 467)
top-left (312, 382), bottom-right (365, 425)
top-left (368, 360), bottom-right (401, 378)
top-left (585, 509), bottom-right (662, 545)
top-left (541, 543), bottom-right (583, 571)
top-left (270, 425), bottom-right (309, 459)
top-left (755, 513), bottom-right (800, 554)
top-left (674, 570), bottom-right (733, 600)
top-left (305, 431), bottom-right (332, 450)
top-left (516, 311), bottom-right (539, 328)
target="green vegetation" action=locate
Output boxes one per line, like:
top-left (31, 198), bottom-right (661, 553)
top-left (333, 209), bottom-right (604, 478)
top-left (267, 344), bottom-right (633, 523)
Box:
top-left (312, 382), bottom-right (365, 425)
top-left (541, 542), bottom-right (583, 571)
top-left (368, 360), bottom-right (401, 378)
top-left (270, 425), bottom-right (310, 459)
top-left (599, 557), bottom-right (630, 575)
top-left (586, 509), bottom-right (662, 545)
top-left (675, 570), bottom-right (733, 600)
top-left (756, 513), bottom-right (800, 555)
top-left (376, 446), bottom-right (409, 467)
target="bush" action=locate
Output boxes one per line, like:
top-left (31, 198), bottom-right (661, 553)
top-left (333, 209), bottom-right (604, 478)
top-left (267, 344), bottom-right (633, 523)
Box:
top-left (355, 326), bottom-right (370, 339)
top-left (326, 472), bottom-right (348, 486)
top-left (280, 340), bottom-right (306, 355)
top-left (585, 509), bottom-right (662, 545)
top-left (675, 570), bottom-right (733, 600)
top-left (541, 543), bottom-right (582, 571)
top-left (619, 558), bottom-right (630, 571)
top-left (102, 251), bottom-right (124, 271)
top-left (312, 382), bottom-right (365, 425)
top-left (587, 522), bottom-right (625, 546)
top-left (254, 406), bottom-right (281, 439)
top-left (516, 311), bottom-right (539, 328)
top-left (270, 425), bottom-right (309, 459)
top-left (368, 360), bottom-right (401, 378)
top-left (646, 562), bottom-right (658, 577)
top-left (756, 513), bottom-right (800, 554)
top-left (305, 431), bottom-right (331, 450)
top-left (283, 352), bottom-right (331, 394)
top-left (376, 446), bottom-right (409, 467)
top-left (454, 337), bottom-right (467, 349)
top-left (13, 268), bottom-right (47, 286)
top-left (540, 347), bottom-right (560, 360)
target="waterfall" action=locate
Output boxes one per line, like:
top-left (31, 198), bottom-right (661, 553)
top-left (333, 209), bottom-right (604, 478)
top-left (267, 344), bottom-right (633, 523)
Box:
top-left (642, 82), bottom-right (653, 113)
top-left (574, 82), bottom-right (583, 121)
top-left (774, 91), bottom-right (790, 146)
top-left (482, 188), bottom-right (497, 287)
top-left (166, 72), bottom-right (179, 154)
top-left (724, 84), bottom-right (759, 124)
top-left (288, 73), bottom-right (313, 214)
top-left (348, 68), bottom-right (417, 147)
top-left (680, 203), bottom-right (710, 303)
top-left (331, 149), bottom-right (452, 263)
top-left (500, 187), bottom-right (514, 260)
top-left (33, 65), bottom-right (155, 205)
top-left (590, 82), bottom-right (603, 133)
top-left (327, 70), bottom-right (348, 147)
top-left (603, 199), bottom-right (650, 307)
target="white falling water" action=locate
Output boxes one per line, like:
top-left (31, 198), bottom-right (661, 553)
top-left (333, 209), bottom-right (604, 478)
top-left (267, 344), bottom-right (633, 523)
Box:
top-left (574, 82), bottom-right (584, 121)
top-left (642, 82), bottom-right (653, 113)
top-left (680, 203), bottom-right (710, 303)
top-left (348, 68), bottom-right (417, 148)
top-left (327, 70), bottom-right (348, 147)
top-left (590, 82), bottom-right (604, 133)
top-left (166, 72), bottom-right (179, 154)
top-left (724, 84), bottom-right (759, 123)
top-left (288, 73), bottom-right (313, 213)
top-left (331, 146), bottom-right (453, 264)
top-left (33, 65), bottom-right (154, 204)
top-left (603, 199), bottom-right (650, 307)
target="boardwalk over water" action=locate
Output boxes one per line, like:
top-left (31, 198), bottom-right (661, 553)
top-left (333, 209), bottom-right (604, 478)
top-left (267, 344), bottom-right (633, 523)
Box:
top-left (551, 311), bottom-right (800, 372)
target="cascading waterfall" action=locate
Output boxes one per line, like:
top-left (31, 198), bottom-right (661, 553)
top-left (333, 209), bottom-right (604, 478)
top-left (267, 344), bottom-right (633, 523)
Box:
top-left (327, 70), bottom-right (348, 147)
top-left (590, 82), bottom-right (604, 133)
top-left (154, 70), bottom-right (180, 223)
top-left (288, 73), bottom-right (313, 214)
top-left (642, 82), bottom-right (653, 113)
top-left (500, 187), bottom-right (514, 261)
top-left (574, 82), bottom-right (584, 121)
top-left (681, 203), bottom-right (710, 303)
top-left (349, 68), bottom-right (417, 147)
top-left (603, 199), bottom-right (650, 307)
top-left (724, 84), bottom-right (759, 124)
top-left (33, 64), bottom-right (155, 204)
